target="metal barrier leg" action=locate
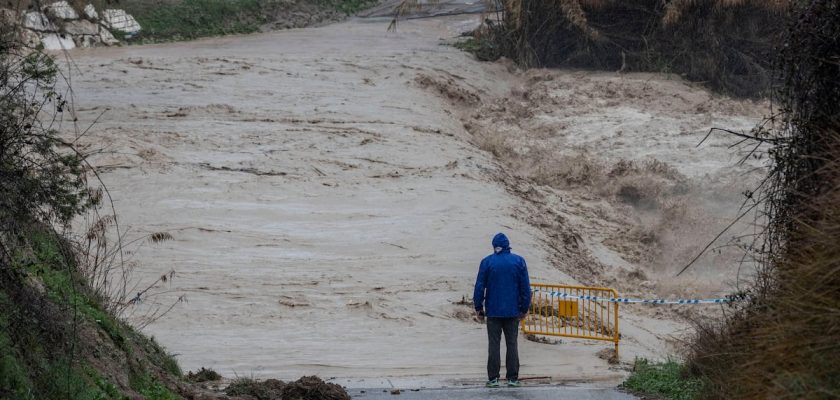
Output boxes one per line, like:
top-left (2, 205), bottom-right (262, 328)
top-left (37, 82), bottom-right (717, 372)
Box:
top-left (614, 302), bottom-right (620, 362)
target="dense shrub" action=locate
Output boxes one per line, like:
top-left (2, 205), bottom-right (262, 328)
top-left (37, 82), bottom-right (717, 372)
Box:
top-left (0, 20), bottom-right (96, 261)
top-left (466, 0), bottom-right (786, 97)
top-left (688, 0), bottom-right (840, 397)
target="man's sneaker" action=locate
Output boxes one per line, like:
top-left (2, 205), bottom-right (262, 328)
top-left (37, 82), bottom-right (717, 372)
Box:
top-left (507, 379), bottom-right (522, 387)
top-left (485, 379), bottom-right (500, 388)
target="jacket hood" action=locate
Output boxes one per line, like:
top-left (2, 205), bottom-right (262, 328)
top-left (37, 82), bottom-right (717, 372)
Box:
top-left (492, 233), bottom-right (510, 253)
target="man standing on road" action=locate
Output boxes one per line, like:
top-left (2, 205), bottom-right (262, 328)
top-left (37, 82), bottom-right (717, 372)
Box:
top-left (474, 232), bottom-right (531, 388)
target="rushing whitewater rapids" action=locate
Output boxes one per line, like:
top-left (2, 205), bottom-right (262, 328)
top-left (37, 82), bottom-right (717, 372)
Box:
top-left (61, 10), bottom-right (766, 388)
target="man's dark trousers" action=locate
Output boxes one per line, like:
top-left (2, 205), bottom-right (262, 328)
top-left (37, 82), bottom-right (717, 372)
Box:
top-left (486, 317), bottom-right (520, 381)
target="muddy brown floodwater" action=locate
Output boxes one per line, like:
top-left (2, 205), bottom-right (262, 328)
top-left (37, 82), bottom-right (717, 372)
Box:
top-left (61, 13), bottom-right (765, 387)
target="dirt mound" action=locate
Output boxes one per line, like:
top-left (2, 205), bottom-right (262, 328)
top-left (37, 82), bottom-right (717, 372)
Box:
top-left (225, 376), bottom-right (349, 400)
top-left (282, 376), bottom-right (349, 400)
top-left (187, 367), bottom-right (223, 382)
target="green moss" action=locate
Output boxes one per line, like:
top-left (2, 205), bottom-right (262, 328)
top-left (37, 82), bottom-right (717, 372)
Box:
top-left (621, 358), bottom-right (704, 400)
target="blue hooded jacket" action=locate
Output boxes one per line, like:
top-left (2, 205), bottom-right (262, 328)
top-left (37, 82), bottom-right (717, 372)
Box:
top-left (473, 233), bottom-right (531, 318)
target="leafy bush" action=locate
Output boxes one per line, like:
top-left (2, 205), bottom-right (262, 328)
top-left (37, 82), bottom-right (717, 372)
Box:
top-left (1, 13), bottom-right (184, 400)
top-left (1, 32), bottom-right (97, 254)
top-left (622, 359), bottom-right (703, 400)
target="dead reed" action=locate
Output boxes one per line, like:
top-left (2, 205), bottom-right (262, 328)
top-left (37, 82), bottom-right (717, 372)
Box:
top-left (467, 0), bottom-right (787, 97)
top-left (687, 0), bottom-right (840, 397)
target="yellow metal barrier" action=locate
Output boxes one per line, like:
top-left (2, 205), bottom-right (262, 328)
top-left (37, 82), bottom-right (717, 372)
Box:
top-left (521, 283), bottom-right (620, 359)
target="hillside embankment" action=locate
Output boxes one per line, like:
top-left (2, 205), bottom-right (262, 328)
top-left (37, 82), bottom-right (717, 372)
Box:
top-left (57, 9), bottom-right (767, 387)
top-left (2, 0), bottom-right (378, 50)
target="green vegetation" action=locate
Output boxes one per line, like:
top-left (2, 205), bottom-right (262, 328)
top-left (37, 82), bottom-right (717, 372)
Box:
top-left (2, 233), bottom-right (127, 400)
top-left (130, 369), bottom-right (180, 400)
top-left (2, 18), bottom-right (187, 400)
top-left (122, 0), bottom-right (378, 42)
top-left (130, 0), bottom-right (264, 40)
top-left (621, 359), bottom-right (703, 400)
top-left (0, 293), bottom-right (32, 400)
top-left (324, 0), bottom-right (378, 15)
top-left (23, 230), bottom-right (127, 350)
top-left (1, 225), bottom-right (185, 399)
top-left (452, 38), bottom-right (480, 52)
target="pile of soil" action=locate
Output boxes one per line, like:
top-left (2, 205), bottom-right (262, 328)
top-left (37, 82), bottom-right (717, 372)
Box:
top-left (225, 376), bottom-right (350, 400)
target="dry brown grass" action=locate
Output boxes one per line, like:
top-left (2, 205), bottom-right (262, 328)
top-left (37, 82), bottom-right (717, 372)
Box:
top-left (690, 152), bottom-right (840, 398)
top-left (470, 0), bottom-right (786, 96)
top-left (664, 0), bottom-right (789, 25)
top-left (688, 0), bottom-right (840, 397)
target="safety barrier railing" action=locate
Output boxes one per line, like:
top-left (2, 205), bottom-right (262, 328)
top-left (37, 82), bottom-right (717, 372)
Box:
top-left (522, 283), bottom-right (620, 359)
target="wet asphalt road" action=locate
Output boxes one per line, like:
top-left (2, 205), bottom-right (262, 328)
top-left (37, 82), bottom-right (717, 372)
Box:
top-left (347, 385), bottom-right (638, 399)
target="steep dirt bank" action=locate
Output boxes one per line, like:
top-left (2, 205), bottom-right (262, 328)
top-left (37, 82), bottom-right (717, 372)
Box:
top-left (58, 13), bottom-right (763, 386)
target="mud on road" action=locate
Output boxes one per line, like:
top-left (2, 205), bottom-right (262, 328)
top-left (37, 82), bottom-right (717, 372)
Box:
top-left (61, 11), bottom-right (765, 386)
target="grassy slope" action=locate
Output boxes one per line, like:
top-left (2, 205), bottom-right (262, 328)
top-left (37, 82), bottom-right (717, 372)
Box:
top-left (0, 229), bottom-right (182, 400)
top-left (117, 0), bottom-right (379, 42)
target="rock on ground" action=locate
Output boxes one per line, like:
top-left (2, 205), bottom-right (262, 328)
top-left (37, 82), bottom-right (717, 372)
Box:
top-left (102, 9), bottom-right (141, 34)
top-left (84, 3), bottom-right (98, 19)
top-left (64, 19), bottom-right (99, 35)
top-left (40, 33), bottom-right (75, 50)
top-left (23, 11), bottom-right (57, 31)
top-left (44, 1), bottom-right (79, 20)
